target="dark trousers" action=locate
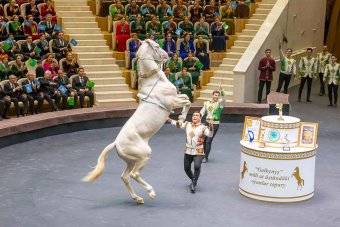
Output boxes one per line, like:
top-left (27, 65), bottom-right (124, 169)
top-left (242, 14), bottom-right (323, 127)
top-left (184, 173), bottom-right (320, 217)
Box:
top-left (60, 93), bottom-right (78, 110)
top-left (184, 154), bottom-right (204, 184)
top-left (43, 93), bottom-right (58, 111)
top-left (78, 90), bottom-right (94, 108)
top-left (319, 73), bottom-right (325, 95)
top-left (203, 123), bottom-right (220, 159)
top-left (298, 77), bottom-right (313, 100)
top-left (54, 93), bottom-right (67, 110)
top-left (10, 96), bottom-right (28, 115)
top-left (27, 94), bottom-right (44, 114)
top-left (258, 80), bottom-right (271, 103)
top-left (276, 72), bottom-right (292, 94)
top-left (0, 98), bottom-right (11, 117)
top-left (328, 84), bottom-right (339, 105)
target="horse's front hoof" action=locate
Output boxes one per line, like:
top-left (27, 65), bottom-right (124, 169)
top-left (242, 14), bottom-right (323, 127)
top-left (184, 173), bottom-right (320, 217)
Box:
top-left (148, 190), bottom-right (156, 200)
top-left (135, 198), bottom-right (144, 204)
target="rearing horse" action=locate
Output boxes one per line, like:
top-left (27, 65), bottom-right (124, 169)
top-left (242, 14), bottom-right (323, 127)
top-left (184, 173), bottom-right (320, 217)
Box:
top-left (82, 39), bottom-right (191, 204)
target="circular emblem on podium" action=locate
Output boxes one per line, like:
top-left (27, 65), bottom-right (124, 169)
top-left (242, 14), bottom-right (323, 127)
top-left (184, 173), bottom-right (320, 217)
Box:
top-left (268, 129), bottom-right (280, 142)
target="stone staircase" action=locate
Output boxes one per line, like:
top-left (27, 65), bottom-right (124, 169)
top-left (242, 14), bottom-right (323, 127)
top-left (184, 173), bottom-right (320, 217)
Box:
top-left (197, 0), bottom-right (277, 103)
top-left (54, 0), bottom-right (136, 106)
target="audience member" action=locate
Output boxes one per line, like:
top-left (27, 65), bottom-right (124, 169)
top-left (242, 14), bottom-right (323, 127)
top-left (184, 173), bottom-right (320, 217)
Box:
top-left (129, 33), bottom-right (141, 69)
top-left (52, 31), bottom-right (71, 61)
top-left (173, 0), bottom-right (186, 24)
top-left (0, 84), bottom-right (11, 120)
top-left (62, 52), bottom-right (79, 77)
top-left (179, 16), bottom-right (193, 38)
top-left (36, 33), bottom-right (50, 58)
top-left (189, 1), bottom-right (203, 24)
top-left (25, 0), bottom-right (41, 23)
top-left (162, 32), bottom-right (176, 57)
top-left (54, 69), bottom-right (78, 109)
top-left (21, 35), bottom-right (40, 60)
top-left (164, 66), bottom-right (176, 84)
top-left (168, 53), bottom-right (182, 73)
top-left (0, 16), bottom-right (7, 41)
top-left (0, 56), bottom-right (12, 80)
top-left (40, 14), bottom-right (56, 41)
top-left (22, 73), bottom-right (44, 114)
top-left (43, 53), bottom-right (59, 79)
top-left (176, 67), bottom-right (193, 102)
top-left (179, 33), bottom-right (194, 59)
top-left (131, 14), bottom-right (146, 40)
top-left (5, 0), bottom-right (21, 21)
top-left (116, 17), bottom-right (130, 52)
top-left (39, 70), bottom-right (59, 111)
top-left (126, 0), bottom-right (140, 22)
top-left (23, 15), bottom-right (39, 40)
top-left (203, 0), bottom-right (219, 24)
top-left (146, 16), bottom-right (162, 40)
top-left (40, 0), bottom-right (57, 22)
top-left (195, 36), bottom-right (210, 70)
top-left (183, 51), bottom-right (201, 86)
top-left (195, 17), bottom-right (209, 40)
top-left (211, 17), bottom-right (228, 52)
top-left (9, 15), bottom-right (25, 40)
top-left (221, 5), bottom-right (235, 35)
top-left (11, 54), bottom-right (28, 79)
top-left (35, 60), bottom-right (44, 78)
top-left (3, 34), bottom-right (22, 61)
top-left (72, 67), bottom-right (94, 108)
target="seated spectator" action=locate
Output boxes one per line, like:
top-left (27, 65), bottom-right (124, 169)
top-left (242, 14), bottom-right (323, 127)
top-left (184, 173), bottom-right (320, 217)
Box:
top-left (179, 32), bottom-right (195, 59)
top-left (39, 14), bottom-right (56, 41)
top-left (2, 34), bottom-right (22, 61)
top-left (9, 15), bottom-right (25, 40)
top-left (35, 59), bottom-right (44, 78)
top-left (148, 33), bottom-right (157, 42)
top-left (39, 70), bottom-right (59, 111)
top-left (211, 17), bottom-right (228, 52)
top-left (183, 51), bottom-right (201, 86)
top-left (116, 17), bottom-right (130, 52)
top-left (54, 69), bottom-right (78, 109)
top-left (36, 33), bottom-right (50, 58)
top-left (140, 0), bottom-right (156, 21)
top-left (62, 52), bottom-right (79, 77)
top-left (146, 16), bottom-right (162, 40)
top-left (173, 0), bottom-right (186, 24)
top-left (72, 67), bottom-right (94, 108)
top-left (195, 36), bottom-right (210, 70)
top-left (52, 31), bottom-right (72, 61)
top-left (21, 35), bottom-right (40, 61)
top-left (0, 4), bottom-right (4, 19)
top-left (189, 1), bottom-right (203, 24)
top-left (3, 74), bottom-right (29, 117)
top-left (110, 0), bottom-right (125, 22)
top-left (195, 17), bottom-right (210, 40)
top-left (43, 53), bottom-right (59, 79)
top-left (175, 67), bottom-right (193, 102)
top-left (0, 16), bottom-right (7, 41)
top-left (168, 53), bottom-right (182, 73)
top-left (126, 0), bottom-right (140, 22)
top-left (131, 14), bottom-right (146, 40)
top-left (235, 0), bottom-right (250, 19)
top-left (22, 73), bottom-right (44, 114)
top-left (179, 16), bottom-right (193, 38)
top-left (40, 0), bottom-right (57, 22)
top-left (11, 54), bottom-right (28, 79)
top-left (26, 0), bottom-right (41, 23)
top-left (0, 85), bottom-right (11, 120)
top-left (0, 56), bottom-right (12, 80)
top-left (203, 0), bottom-right (219, 24)
top-left (162, 32), bottom-right (176, 57)
top-left (164, 66), bottom-right (176, 84)
top-left (157, 0), bottom-right (171, 22)
top-left (221, 5), bottom-right (235, 35)
top-left (163, 16), bottom-right (177, 38)
top-left (5, 0), bottom-right (22, 22)
top-left (129, 33), bottom-right (141, 69)
top-left (23, 15), bottom-right (39, 40)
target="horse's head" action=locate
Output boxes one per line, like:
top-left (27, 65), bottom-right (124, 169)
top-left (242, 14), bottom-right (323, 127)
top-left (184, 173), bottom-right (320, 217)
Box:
top-left (136, 39), bottom-right (169, 64)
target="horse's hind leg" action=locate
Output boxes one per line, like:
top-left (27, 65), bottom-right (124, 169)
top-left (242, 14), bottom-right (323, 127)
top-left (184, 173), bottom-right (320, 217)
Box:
top-left (121, 161), bottom-right (144, 204)
top-left (130, 158), bottom-right (156, 200)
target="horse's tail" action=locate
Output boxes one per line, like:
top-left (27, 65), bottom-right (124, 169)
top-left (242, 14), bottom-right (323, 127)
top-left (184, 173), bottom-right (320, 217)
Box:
top-left (82, 141), bottom-right (116, 182)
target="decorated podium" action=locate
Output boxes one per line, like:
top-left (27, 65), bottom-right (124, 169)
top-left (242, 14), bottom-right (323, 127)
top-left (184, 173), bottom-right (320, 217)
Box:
top-left (239, 105), bottom-right (318, 203)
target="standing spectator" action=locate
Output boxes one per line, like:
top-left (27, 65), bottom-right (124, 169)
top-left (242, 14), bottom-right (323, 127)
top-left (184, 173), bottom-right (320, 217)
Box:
top-left (317, 45), bottom-right (332, 96)
top-left (54, 69), bottom-right (78, 109)
top-left (324, 55), bottom-right (340, 107)
top-left (9, 15), bottom-right (25, 40)
top-left (257, 49), bottom-right (276, 103)
top-left (43, 53), bottom-right (59, 79)
top-left (195, 36), bottom-right (210, 70)
top-left (131, 14), bottom-right (146, 40)
top-left (0, 85), bottom-right (11, 120)
top-left (52, 31), bottom-right (72, 61)
top-left (39, 14), bottom-right (56, 41)
top-left (23, 15), bottom-right (39, 40)
top-left (162, 32), bottom-right (176, 57)
top-left (3, 75), bottom-right (29, 117)
top-left (40, 0), bottom-right (57, 22)
top-left (168, 53), bottom-right (182, 73)
top-left (203, 0), bottom-right (219, 24)
top-left (22, 73), bottom-right (44, 114)
top-left (195, 17), bottom-right (209, 40)
top-left (21, 35), bottom-right (40, 61)
top-left (179, 33), bottom-right (194, 59)
top-left (0, 56), bottom-right (12, 80)
top-left (183, 51), bottom-right (201, 86)
top-left (276, 40), bottom-right (296, 94)
top-left (25, 0), bottom-right (41, 23)
top-left (62, 52), bottom-right (79, 77)
top-left (129, 34), bottom-right (141, 69)
top-left (189, 1), bottom-right (203, 24)
top-left (72, 67), bottom-right (94, 108)
top-left (11, 54), bottom-right (28, 79)
top-left (36, 33), bottom-right (50, 58)
top-left (211, 17), bottom-right (228, 52)
top-left (116, 17), bottom-right (130, 52)
top-left (298, 48), bottom-right (317, 102)
top-left (39, 70), bottom-right (60, 111)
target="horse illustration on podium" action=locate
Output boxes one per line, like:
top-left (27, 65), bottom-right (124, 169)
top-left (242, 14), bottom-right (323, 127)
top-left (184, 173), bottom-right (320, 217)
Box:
top-left (292, 166), bottom-right (304, 190)
top-left (82, 39), bottom-right (191, 204)
top-left (240, 161), bottom-right (248, 180)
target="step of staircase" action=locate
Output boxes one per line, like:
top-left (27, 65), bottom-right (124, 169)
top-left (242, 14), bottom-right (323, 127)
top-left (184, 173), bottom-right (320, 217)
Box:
top-left (247, 19), bottom-right (265, 24)
top-left (251, 14), bottom-right (268, 20)
top-left (73, 46), bottom-right (110, 52)
top-left (64, 28), bottom-right (101, 34)
top-left (239, 29), bottom-right (258, 36)
top-left (225, 52), bottom-right (243, 59)
top-left (219, 64), bottom-right (235, 71)
top-left (75, 40), bottom-right (108, 46)
top-left (237, 35), bottom-right (254, 41)
top-left (262, 0), bottom-right (277, 3)
top-left (55, 2), bottom-right (90, 6)
top-left (78, 58), bottom-right (116, 65)
top-left (91, 77), bottom-right (126, 84)
top-left (234, 40), bottom-right (252, 47)
top-left (67, 34), bottom-right (104, 40)
top-left (210, 77), bottom-right (234, 85)
top-left (245, 24), bottom-right (262, 30)
top-left (255, 8), bottom-right (272, 14)
top-left (57, 11), bottom-right (93, 17)
top-left (62, 17), bottom-right (96, 22)
top-left (55, 6), bottom-right (90, 11)
top-left (76, 52), bottom-right (113, 58)
top-left (230, 46), bottom-right (247, 53)
top-left (96, 98), bottom-right (137, 107)
top-left (62, 22), bottom-right (98, 28)
top-left (222, 58), bottom-right (239, 65)
top-left (85, 71), bottom-right (122, 78)
top-left (95, 91), bottom-right (134, 99)
top-left (82, 64), bottom-right (119, 71)
top-left (94, 84), bottom-right (129, 92)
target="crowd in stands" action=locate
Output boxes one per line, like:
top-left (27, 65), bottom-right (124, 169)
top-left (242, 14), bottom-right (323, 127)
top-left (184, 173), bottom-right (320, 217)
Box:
top-left (0, 0), bottom-right (95, 121)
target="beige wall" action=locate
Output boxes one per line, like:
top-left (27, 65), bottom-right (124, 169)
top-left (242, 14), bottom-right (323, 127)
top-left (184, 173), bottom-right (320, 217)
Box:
top-left (233, 0), bottom-right (326, 103)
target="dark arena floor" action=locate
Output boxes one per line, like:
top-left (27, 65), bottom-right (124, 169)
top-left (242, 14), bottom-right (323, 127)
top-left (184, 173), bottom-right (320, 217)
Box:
top-left (1, 84), bottom-right (340, 227)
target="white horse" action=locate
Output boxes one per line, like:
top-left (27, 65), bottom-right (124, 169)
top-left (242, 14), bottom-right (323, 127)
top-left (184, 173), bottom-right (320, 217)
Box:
top-left (82, 39), bottom-right (191, 204)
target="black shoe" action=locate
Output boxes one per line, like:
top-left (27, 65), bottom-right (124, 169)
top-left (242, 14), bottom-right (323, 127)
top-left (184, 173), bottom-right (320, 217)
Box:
top-left (333, 104), bottom-right (337, 108)
top-left (17, 115), bottom-right (21, 118)
top-left (307, 100), bottom-right (312, 102)
top-left (190, 182), bottom-right (196, 193)
top-left (2, 115), bottom-right (10, 119)
top-left (298, 99), bottom-right (301, 102)
top-left (319, 93), bottom-right (323, 96)
top-left (328, 104), bottom-right (333, 107)
top-left (0, 117), bottom-right (3, 121)
top-left (202, 157), bottom-right (207, 163)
